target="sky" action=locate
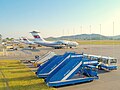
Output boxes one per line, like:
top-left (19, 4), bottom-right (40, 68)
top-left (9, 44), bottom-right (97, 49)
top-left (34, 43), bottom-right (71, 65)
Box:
top-left (0, 0), bottom-right (120, 38)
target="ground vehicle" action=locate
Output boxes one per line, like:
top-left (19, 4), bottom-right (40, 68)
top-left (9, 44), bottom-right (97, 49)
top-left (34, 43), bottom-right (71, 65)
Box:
top-left (5, 44), bottom-right (18, 50)
top-left (98, 57), bottom-right (117, 70)
top-left (84, 54), bottom-right (117, 70)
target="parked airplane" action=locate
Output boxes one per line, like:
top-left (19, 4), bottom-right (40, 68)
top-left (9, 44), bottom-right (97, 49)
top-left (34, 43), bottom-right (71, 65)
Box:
top-left (19, 37), bottom-right (38, 49)
top-left (12, 40), bottom-right (20, 44)
top-left (20, 37), bottom-right (36, 45)
top-left (30, 31), bottom-right (79, 49)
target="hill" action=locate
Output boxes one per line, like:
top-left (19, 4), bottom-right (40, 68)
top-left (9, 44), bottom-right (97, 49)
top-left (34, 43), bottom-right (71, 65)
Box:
top-left (45, 34), bottom-right (120, 41)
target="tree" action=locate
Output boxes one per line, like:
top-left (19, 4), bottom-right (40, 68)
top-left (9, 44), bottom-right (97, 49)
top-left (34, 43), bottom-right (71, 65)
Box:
top-left (5, 37), bottom-right (14, 41)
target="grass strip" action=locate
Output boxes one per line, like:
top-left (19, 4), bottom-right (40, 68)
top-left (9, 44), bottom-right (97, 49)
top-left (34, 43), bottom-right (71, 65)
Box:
top-left (0, 60), bottom-right (55, 90)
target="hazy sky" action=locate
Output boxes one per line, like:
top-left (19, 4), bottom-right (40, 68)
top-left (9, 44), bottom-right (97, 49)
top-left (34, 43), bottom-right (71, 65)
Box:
top-left (0, 0), bottom-right (120, 38)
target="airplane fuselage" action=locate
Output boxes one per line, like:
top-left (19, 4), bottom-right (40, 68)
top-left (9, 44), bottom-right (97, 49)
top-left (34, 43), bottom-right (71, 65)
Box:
top-left (34, 41), bottom-right (65, 48)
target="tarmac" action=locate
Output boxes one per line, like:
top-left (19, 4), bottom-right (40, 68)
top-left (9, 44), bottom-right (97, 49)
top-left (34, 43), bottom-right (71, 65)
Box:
top-left (0, 45), bottom-right (120, 90)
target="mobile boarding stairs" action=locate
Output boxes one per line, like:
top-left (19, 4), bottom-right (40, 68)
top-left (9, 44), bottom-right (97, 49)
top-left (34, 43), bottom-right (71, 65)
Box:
top-left (36, 52), bottom-right (99, 87)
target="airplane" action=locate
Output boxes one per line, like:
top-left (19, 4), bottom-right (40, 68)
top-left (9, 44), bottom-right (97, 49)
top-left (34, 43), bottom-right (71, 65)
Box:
top-left (30, 31), bottom-right (79, 49)
top-left (12, 40), bottom-right (20, 44)
top-left (19, 37), bottom-right (39, 49)
top-left (19, 37), bottom-right (36, 45)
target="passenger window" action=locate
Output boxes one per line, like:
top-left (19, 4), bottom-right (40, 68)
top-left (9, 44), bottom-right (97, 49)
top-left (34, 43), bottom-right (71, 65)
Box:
top-left (102, 59), bottom-right (108, 64)
top-left (110, 59), bottom-right (117, 63)
top-left (98, 58), bottom-right (102, 62)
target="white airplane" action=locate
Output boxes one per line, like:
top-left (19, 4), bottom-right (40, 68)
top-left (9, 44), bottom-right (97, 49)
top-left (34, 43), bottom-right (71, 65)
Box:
top-left (12, 40), bottom-right (20, 44)
top-left (20, 37), bottom-right (36, 45)
top-left (19, 37), bottom-right (39, 49)
top-left (30, 31), bottom-right (79, 49)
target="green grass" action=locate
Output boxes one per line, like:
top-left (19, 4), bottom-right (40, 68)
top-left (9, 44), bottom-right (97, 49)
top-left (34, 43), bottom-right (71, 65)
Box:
top-left (0, 71), bottom-right (6, 90)
top-left (76, 40), bottom-right (120, 45)
top-left (0, 60), bottom-right (55, 90)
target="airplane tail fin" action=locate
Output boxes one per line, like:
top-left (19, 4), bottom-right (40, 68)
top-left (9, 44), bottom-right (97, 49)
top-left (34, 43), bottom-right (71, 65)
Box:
top-left (22, 37), bottom-right (30, 42)
top-left (20, 37), bottom-right (29, 42)
top-left (30, 31), bottom-right (45, 41)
